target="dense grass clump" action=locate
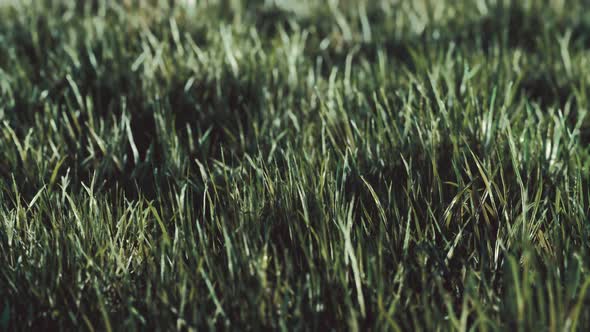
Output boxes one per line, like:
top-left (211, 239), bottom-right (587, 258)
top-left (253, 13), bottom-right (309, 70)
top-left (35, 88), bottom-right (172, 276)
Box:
top-left (1, 0), bottom-right (590, 330)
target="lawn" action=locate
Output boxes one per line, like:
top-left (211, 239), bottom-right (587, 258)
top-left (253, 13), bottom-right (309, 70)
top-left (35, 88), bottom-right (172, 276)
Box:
top-left (1, 0), bottom-right (590, 330)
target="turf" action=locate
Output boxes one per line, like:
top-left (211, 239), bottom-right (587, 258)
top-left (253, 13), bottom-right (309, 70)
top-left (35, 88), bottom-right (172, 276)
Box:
top-left (1, 0), bottom-right (590, 330)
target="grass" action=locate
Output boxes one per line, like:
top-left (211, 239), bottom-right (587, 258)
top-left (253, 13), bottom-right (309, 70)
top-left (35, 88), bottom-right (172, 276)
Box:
top-left (1, 0), bottom-right (590, 330)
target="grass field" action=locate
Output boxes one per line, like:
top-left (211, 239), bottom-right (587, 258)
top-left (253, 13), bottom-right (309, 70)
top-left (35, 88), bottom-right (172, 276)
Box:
top-left (1, 0), bottom-right (590, 330)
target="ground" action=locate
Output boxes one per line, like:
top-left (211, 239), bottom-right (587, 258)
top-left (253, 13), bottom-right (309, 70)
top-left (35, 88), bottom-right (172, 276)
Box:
top-left (1, 0), bottom-right (590, 330)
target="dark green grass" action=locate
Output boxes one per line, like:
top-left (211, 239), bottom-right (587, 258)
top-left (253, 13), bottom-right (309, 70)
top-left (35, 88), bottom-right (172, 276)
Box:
top-left (1, 0), bottom-right (590, 330)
